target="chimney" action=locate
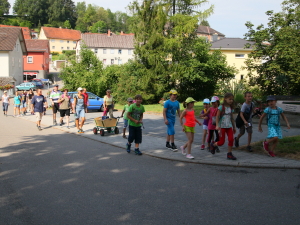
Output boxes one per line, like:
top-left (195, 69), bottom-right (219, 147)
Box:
top-left (212, 33), bottom-right (218, 42)
top-left (108, 29), bottom-right (111, 37)
top-left (121, 31), bottom-right (124, 35)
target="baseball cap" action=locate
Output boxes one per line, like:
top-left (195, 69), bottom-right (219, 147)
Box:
top-left (266, 95), bottom-right (276, 102)
top-left (203, 98), bottom-right (210, 104)
top-left (211, 96), bottom-right (219, 103)
top-left (77, 87), bottom-right (83, 91)
top-left (54, 84), bottom-right (59, 87)
top-left (127, 97), bottom-right (133, 102)
top-left (185, 97), bottom-right (196, 103)
top-left (169, 89), bottom-right (178, 95)
top-left (4, 90), bottom-right (7, 93)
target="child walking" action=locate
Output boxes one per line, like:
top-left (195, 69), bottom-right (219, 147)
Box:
top-left (211, 93), bottom-right (237, 160)
top-left (126, 95), bottom-right (145, 155)
top-left (200, 98), bottom-right (210, 150)
top-left (258, 96), bottom-right (290, 157)
top-left (180, 97), bottom-right (202, 159)
top-left (121, 97), bottom-right (133, 139)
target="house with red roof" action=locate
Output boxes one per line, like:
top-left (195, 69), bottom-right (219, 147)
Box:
top-left (0, 27), bottom-right (27, 86)
top-left (24, 40), bottom-right (50, 80)
top-left (196, 25), bottom-right (225, 42)
top-left (0, 25), bottom-right (32, 39)
top-left (39, 27), bottom-right (81, 53)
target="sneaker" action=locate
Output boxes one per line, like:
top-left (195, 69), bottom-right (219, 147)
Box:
top-left (38, 126), bottom-right (42, 131)
top-left (60, 123), bottom-right (63, 126)
top-left (67, 126), bottom-right (70, 129)
top-left (135, 148), bottom-right (142, 155)
top-left (227, 152), bottom-right (237, 160)
top-left (216, 146), bottom-right (220, 153)
top-left (186, 154), bottom-right (194, 159)
top-left (246, 145), bottom-right (253, 152)
top-left (77, 129), bottom-right (81, 133)
top-left (210, 142), bottom-right (216, 154)
top-left (200, 144), bottom-right (205, 150)
top-left (166, 143), bottom-right (172, 150)
top-left (171, 144), bottom-right (178, 152)
top-left (62, 121), bottom-right (65, 125)
top-left (268, 150), bottom-right (276, 157)
top-left (80, 129), bottom-right (84, 133)
top-left (180, 146), bottom-right (186, 155)
top-left (234, 137), bottom-right (239, 148)
top-left (263, 141), bottom-right (269, 152)
top-left (126, 143), bottom-right (131, 153)
top-left (53, 121), bottom-right (57, 126)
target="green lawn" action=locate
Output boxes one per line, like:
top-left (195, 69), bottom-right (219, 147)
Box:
top-left (114, 101), bottom-right (204, 115)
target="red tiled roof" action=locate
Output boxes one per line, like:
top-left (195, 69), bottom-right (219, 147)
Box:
top-left (197, 25), bottom-right (225, 37)
top-left (42, 27), bottom-right (81, 40)
top-left (25, 39), bottom-right (49, 52)
top-left (81, 33), bottom-right (134, 48)
top-left (0, 27), bottom-right (23, 51)
top-left (0, 25), bottom-right (31, 39)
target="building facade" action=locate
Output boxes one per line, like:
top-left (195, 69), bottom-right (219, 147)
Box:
top-left (196, 25), bottom-right (225, 42)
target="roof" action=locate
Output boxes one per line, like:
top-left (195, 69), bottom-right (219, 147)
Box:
top-left (196, 25), bottom-right (225, 37)
top-left (25, 39), bottom-right (49, 52)
top-left (41, 27), bottom-right (81, 40)
top-left (80, 33), bottom-right (134, 49)
top-left (211, 38), bottom-right (255, 50)
top-left (0, 27), bottom-right (27, 54)
top-left (0, 77), bottom-right (16, 86)
top-left (0, 25), bottom-right (31, 39)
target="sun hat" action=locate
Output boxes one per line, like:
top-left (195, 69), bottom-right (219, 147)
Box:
top-left (211, 96), bottom-right (219, 103)
top-left (4, 90), bottom-right (7, 93)
top-left (77, 87), bottom-right (83, 91)
top-left (169, 89), bottom-right (178, 95)
top-left (203, 98), bottom-right (210, 104)
top-left (127, 97), bottom-right (133, 102)
top-left (185, 97), bottom-right (197, 103)
top-left (266, 95), bottom-right (276, 102)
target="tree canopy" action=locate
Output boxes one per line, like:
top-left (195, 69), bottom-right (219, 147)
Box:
top-left (0, 0), bottom-right (10, 15)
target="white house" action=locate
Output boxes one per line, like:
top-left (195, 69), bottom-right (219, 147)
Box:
top-left (0, 27), bottom-right (27, 85)
top-left (76, 30), bottom-right (134, 66)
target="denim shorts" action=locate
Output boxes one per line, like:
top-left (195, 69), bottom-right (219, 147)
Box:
top-left (75, 107), bottom-right (85, 119)
top-left (20, 102), bottom-right (26, 108)
top-left (123, 119), bottom-right (129, 128)
top-left (2, 103), bottom-right (8, 111)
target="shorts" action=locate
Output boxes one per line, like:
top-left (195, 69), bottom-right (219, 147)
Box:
top-left (166, 120), bottom-right (175, 135)
top-left (123, 119), bottom-right (129, 128)
top-left (75, 107), bottom-right (85, 119)
top-left (202, 124), bottom-right (208, 130)
top-left (14, 104), bottom-right (20, 108)
top-left (184, 125), bottom-right (195, 133)
top-left (2, 103), bottom-right (8, 111)
top-left (36, 112), bottom-right (43, 121)
top-left (20, 102), bottom-right (26, 108)
top-left (128, 125), bottom-right (142, 144)
top-left (239, 124), bottom-right (253, 135)
top-left (52, 103), bottom-right (60, 113)
top-left (60, 109), bottom-right (70, 117)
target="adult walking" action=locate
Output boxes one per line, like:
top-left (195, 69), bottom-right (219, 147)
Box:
top-left (58, 89), bottom-right (71, 129)
top-left (20, 90), bottom-right (27, 116)
top-left (82, 88), bottom-right (89, 113)
top-left (73, 87), bottom-right (86, 134)
top-left (2, 90), bottom-right (10, 116)
top-left (103, 89), bottom-right (114, 118)
top-left (31, 89), bottom-right (47, 131)
top-left (50, 84), bottom-right (62, 125)
top-left (27, 89), bottom-right (34, 114)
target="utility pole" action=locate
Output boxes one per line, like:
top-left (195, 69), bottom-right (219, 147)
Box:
top-left (173, 0), bottom-right (176, 15)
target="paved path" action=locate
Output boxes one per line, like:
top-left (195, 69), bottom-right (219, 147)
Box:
top-left (14, 102), bottom-right (300, 169)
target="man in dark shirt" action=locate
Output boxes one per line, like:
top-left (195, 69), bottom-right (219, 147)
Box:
top-left (31, 89), bottom-right (47, 130)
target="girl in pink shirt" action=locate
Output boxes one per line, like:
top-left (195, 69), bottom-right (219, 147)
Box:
top-left (179, 97), bottom-right (202, 159)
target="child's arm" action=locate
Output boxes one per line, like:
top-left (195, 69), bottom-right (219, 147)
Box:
top-left (195, 118), bottom-right (202, 126)
top-left (179, 110), bottom-right (186, 131)
top-left (215, 109), bottom-right (221, 130)
top-left (177, 108), bottom-right (181, 117)
top-left (231, 111), bottom-right (236, 134)
top-left (127, 112), bottom-right (138, 124)
top-left (258, 113), bottom-right (267, 132)
top-left (163, 107), bottom-right (168, 125)
top-left (202, 108), bottom-right (210, 116)
top-left (281, 113), bottom-right (290, 129)
top-left (120, 109), bottom-right (125, 117)
top-left (138, 113), bottom-right (143, 123)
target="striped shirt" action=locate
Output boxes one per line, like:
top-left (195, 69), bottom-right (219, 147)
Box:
top-left (50, 90), bottom-right (62, 103)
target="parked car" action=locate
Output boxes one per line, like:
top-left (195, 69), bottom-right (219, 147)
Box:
top-left (40, 79), bottom-right (52, 85)
top-left (68, 92), bottom-right (104, 111)
top-left (16, 82), bottom-right (37, 91)
top-left (30, 80), bottom-right (43, 89)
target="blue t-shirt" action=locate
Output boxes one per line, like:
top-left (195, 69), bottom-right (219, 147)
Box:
top-left (164, 99), bottom-right (180, 122)
top-left (31, 95), bottom-right (46, 112)
top-left (264, 107), bottom-right (283, 126)
top-left (14, 96), bottom-right (21, 105)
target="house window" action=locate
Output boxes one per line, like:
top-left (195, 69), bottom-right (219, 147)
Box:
top-left (118, 49), bottom-right (122, 54)
top-left (73, 41), bottom-right (76, 44)
top-left (103, 49), bottom-right (107, 54)
top-left (61, 47), bottom-right (64, 50)
top-left (103, 59), bottom-right (106, 64)
top-left (118, 59), bottom-right (122, 65)
top-left (241, 75), bottom-right (244, 80)
top-left (60, 40), bottom-right (64, 43)
top-left (235, 54), bottom-right (245, 58)
top-left (27, 56), bottom-right (33, 63)
top-left (67, 41), bottom-right (70, 43)
top-left (51, 39), bottom-right (55, 42)
top-left (128, 49), bottom-right (132, 55)
top-left (52, 46), bottom-right (55, 49)
top-left (67, 47), bottom-right (70, 50)
top-left (110, 49), bottom-right (114, 54)
top-left (95, 48), bottom-right (98, 53)
top-left (111, 59), bottom-right (114, 64)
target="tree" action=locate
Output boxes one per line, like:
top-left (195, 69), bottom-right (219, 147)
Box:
top-left (64, 20), bottom-right (72, 29)
top-left (244, 0), bottom-right (300, 95)
top-left (200, 19), bottom-right (210, 26)
top-left (75, 1), bottom-right (87, 32)
top-left (89, 21), bottom-right (107, 33)
top-left (0, 0), bottom-right (10, 15)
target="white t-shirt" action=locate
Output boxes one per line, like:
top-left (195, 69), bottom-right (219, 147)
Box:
top-left (2, 95), bottom-right (9, 103)
top-left (104, 95), bottom-right (113, 106)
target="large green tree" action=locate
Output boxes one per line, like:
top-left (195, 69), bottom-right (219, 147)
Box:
top-left (0, 0), bottom-right (10, 15)
top-left (244, 0), bottom-right (300, 95)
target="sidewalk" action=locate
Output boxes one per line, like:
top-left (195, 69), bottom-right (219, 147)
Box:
top-left (16, 106), bottom-right (300, 169)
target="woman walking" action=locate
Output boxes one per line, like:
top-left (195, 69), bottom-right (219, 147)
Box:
top-left (2, 90), bottom-right (10, 116)
top-left (103, 89), bottom-right (114, 118)
top-left (73, 87), bottom-right (86, 133)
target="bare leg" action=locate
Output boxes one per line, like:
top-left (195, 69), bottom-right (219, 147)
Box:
top-left (80, 117), bottom-right (85, 129)
top-left (66, 116), bottom-right (70, 126)
top-left (185, 132), bottom-right (194, 154)
top-left (75, 119), bottom-right (80, 130)
top-left (247, 133), bottom-right (252, 146)
top-left (202, 129), bottom-right (207, 145)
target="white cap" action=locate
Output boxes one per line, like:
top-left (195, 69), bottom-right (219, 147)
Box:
top-left (203, 98), bottom-right (210, 104)
top-left (77, 87), bottom-right (83, 91)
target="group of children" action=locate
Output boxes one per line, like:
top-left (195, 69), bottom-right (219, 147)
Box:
top-left (120, 90), bottom-right (291, 159)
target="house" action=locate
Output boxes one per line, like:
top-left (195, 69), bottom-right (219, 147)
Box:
top-left (24, 40), bottom-right (50, 80)
top-left (210, 38), bottom-right (256, 81)
top-left (76, 30), bottom-right (134, 66)
top-left (0, 27), bottom-right (27, 86)
top-left (39, 27), bottom-right (81, 53)
top-left (196, 25), bottom-right (225, 42)
top-left (0, 25), bottom-right (32, 39)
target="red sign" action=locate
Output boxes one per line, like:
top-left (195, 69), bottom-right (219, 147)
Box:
top-left (23, 72), bottom-right (38, 75)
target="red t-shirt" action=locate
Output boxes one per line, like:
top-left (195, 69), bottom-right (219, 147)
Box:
top-left (184, 110), bottom-right (196, 127)
top-left (83, 93), bottom-right (88, 105)
top-left (208, 107), bottom-right (218, 130)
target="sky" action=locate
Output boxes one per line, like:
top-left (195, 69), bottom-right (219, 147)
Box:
top-left (7, 0), bottom-right (284, 38)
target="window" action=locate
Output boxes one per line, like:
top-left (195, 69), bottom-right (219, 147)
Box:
top-left (52, 46), bottom-right (55, 49)
top-left (67, 41), bottom-right (70, 43)
top-left (67, 47), bottom-right (70, 50)
top-left (94, 48), bottom-right (98, 54)
top-left (110, 49), bottom-right (114, 54)
top-left (60, 40), bottom-right (64, 43)
top-left (51, 39), bottom-right (55, 42)
top-left (73, 41), bottom-right (76, 44)
top-left (235, 54), bottom-right (245, 58)
top-left (128, 49), bottom-right (132, 55)
top-left (111, 59), bottom-right (114, 64)
top-left (103, 49), bottom-right (107, 54)
top-left (118, 49), bottom-right (122, 54)
top-left (241, 75), bottom-right (244, 80)
top-left (118, 59), bottom-right (122, 65)
top-left (88, 93), bottom-right (97, 99)
top-left (103, 59), bottom-right (106, 64)
top-left (61, 47), bottom-right (64, 50)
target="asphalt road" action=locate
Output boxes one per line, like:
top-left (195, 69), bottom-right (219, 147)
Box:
top-left (1, 112), bottom-right (300, 225)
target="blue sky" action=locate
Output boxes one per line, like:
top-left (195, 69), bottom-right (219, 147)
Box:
top-left (8, 0), bottom-right (283, 37)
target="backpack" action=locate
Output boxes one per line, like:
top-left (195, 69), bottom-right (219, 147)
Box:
top-left (236, 102), bottom-right (253, 128)
top-left (265, 107), bottom-right (280, 126)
